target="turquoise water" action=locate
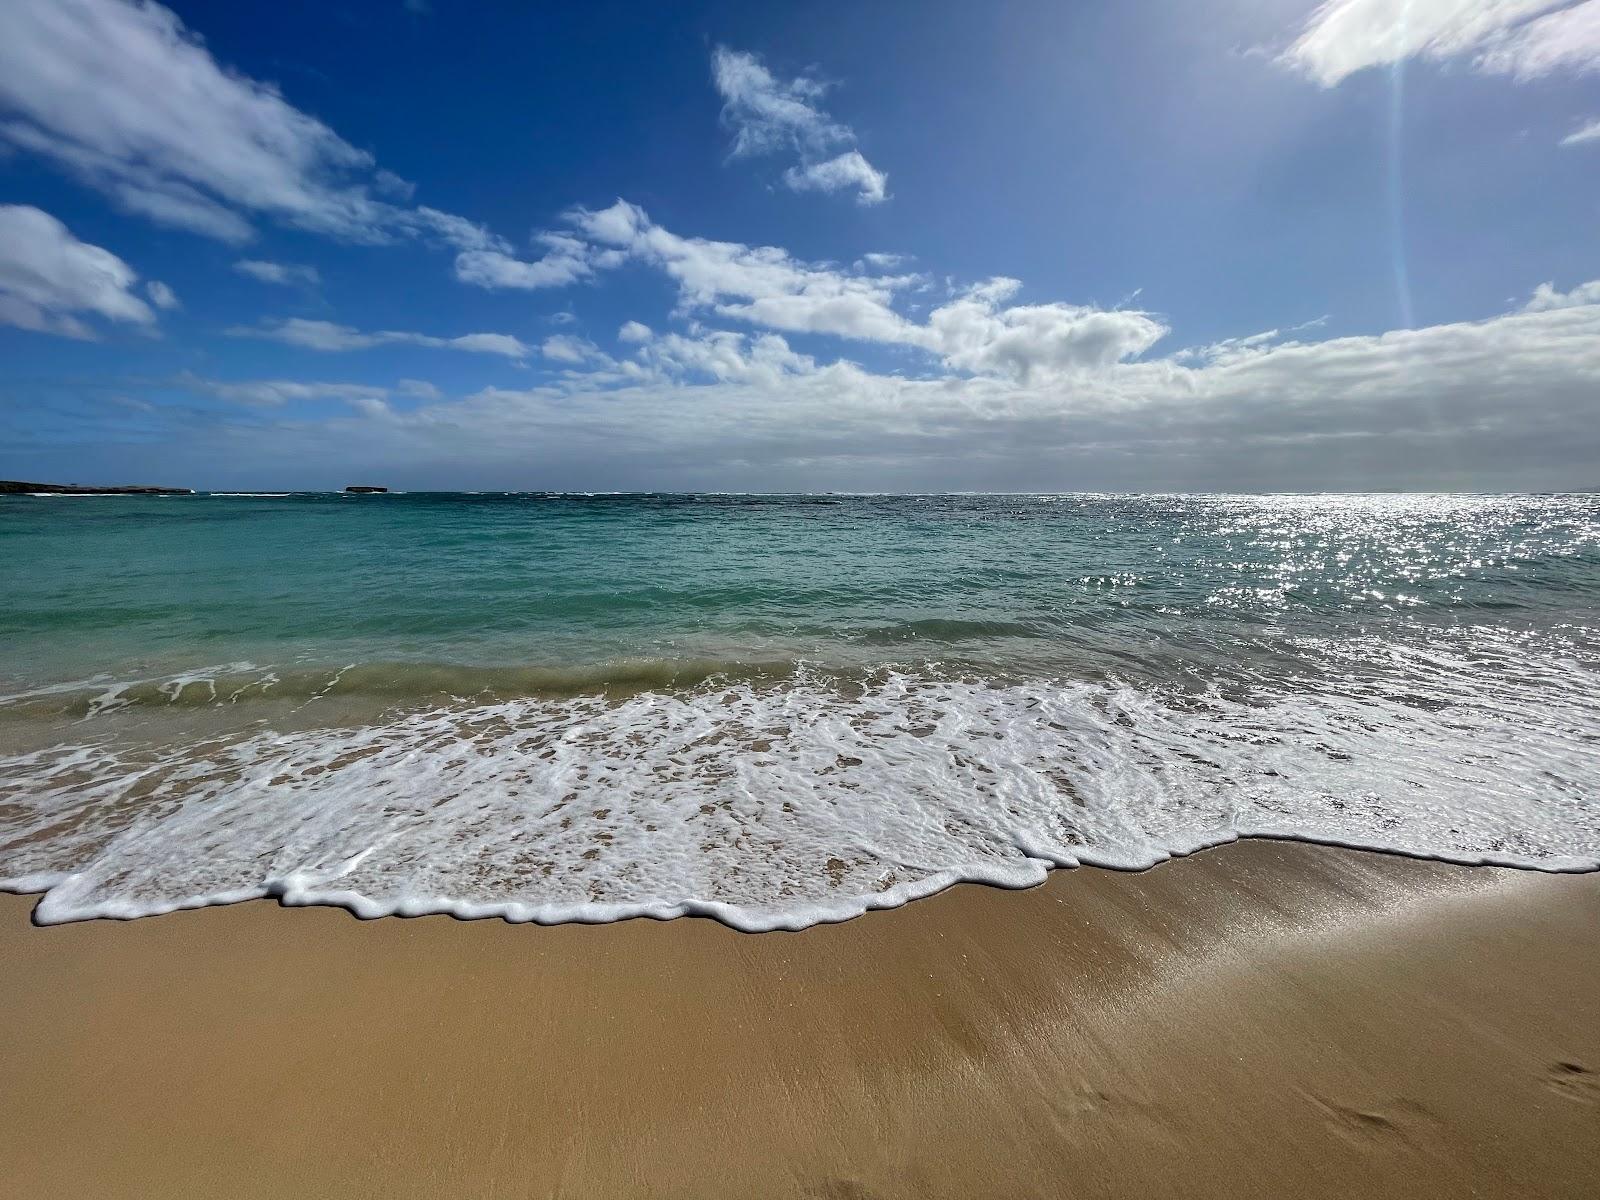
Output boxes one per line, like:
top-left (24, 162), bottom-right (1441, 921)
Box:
top-left (2, 492), bottom-right (1598, 928)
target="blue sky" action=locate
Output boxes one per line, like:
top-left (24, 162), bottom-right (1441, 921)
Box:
top-left (1, 0), bottom-right (1598, 491)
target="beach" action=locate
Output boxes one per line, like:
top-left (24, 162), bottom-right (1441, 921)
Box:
top-left (4, 0), bottom-right (1599, 1189)
top-left (4, 840), bottom-right (1597, 1199)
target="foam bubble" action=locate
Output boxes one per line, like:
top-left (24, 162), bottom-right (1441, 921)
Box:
top-left (2, 638), bottom-right (1596, 930)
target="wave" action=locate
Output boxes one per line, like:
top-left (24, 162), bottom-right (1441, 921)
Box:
top-left (3, 646), bottom-right (1596, 930)
top-left (0, 658), bottom-right (812, 718)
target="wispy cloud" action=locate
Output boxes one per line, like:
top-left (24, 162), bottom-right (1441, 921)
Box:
top-left (227, 317), bottom-right (533, 360)
top-left (0, 0), bottom-right (504, 252)
top-left (0, 204), bottom-right (165, 338)
top-left (1282, 0), bottom-right (1600, 87)
top-left (1561, 115), bottom-right (1600, 144)
top-left (396, 378), bottom-right (443, 400)
top-left (145, 280), bottom-right (180, 310)
top-left (234, 260), bottom-right (322, 288)
top-left (711, 47), bottom-right (889, 205)
top-left (179, 372), bottom-right (391, 409)
top-left (541, 334), bottom-right (605, 364)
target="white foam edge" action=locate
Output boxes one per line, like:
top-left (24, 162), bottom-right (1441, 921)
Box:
top-left (5, 825), bottom-right (1594, 933)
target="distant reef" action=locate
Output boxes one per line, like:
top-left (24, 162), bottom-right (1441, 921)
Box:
top-left (0, 480), bottom-right (193, 495)
top-left (343, 485), bottom-right (389, 493)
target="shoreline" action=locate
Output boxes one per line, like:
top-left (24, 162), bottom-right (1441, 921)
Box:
top-left (7, 828), bottom-right (1599, 931)
top-left (3, 841), bottom-right (1597, 1198)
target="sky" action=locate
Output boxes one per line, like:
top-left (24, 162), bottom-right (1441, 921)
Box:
top-left (1, 0), bottom-right (1598, 492)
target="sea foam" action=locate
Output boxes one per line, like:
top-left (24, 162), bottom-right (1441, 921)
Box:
top-left (2, 643), bottom-right (1596, 930)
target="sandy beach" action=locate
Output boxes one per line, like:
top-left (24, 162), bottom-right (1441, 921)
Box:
top-left (1, 840), bottom-right (1596, 1199)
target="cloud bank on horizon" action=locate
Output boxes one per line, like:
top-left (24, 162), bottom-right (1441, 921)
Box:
top-left (1, 0), bottom-right (1597, 491)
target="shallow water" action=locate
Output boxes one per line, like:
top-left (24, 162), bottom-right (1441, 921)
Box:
top-left (2, 492), bottom-right (1597, 927)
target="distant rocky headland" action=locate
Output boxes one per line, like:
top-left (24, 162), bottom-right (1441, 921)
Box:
top-left (343, 485), bottom-right (389, 493)
top-left (0, 480), bottom-right (193, 496)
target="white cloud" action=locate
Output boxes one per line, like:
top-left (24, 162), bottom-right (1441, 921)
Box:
top-left (145, 279), bottom-right (179, 310)
top-left (563, 200), bottom-right (1163, 381)
top-left (396, 378), bottom-right (443, 400)
top-left (180, 373), bottom-right (390, 408)
top-left (541, 334), bottom-right (603, 364)
top-left (783, 151), bottom-right (888, 205)
top-left (617, 320), bottom-right (654, 343)
top-left (926, 283), bottom-right (1168, 382)
top-left (228, 317), bottom-right (533, 359)
top-left (626, 327), bottom-right (818, 386)
top-left (453, 232), bottom-right (603, 291)
top-left (1560, 116), bottom-right (1600, 144)
top-left (711, 46), bottom-right (889, 204)
top-left (1476, 1), bottom-right (1600, 79)
top-left (154, 297), bottom-right (1600, 492)
top-left (1173, 316), bottom-right (1330, 367)
top-left (566, 199), bottom-right (915, 344)
top-left (0, 0), bottom-right (504, 252)
top-left (1523, 277), bottom-right (1600, 309)
top-left (448, 332), bottom-right (532, 359)
top-left (234, 260), bottom-right (321, 287)
top-left (1282, 0), bottom-right (1600, 86)
top-left (0, 203), bottom-right (157, 338)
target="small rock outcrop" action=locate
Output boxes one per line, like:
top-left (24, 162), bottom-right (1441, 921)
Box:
top-left (343, 485), bottom-right (390, 494)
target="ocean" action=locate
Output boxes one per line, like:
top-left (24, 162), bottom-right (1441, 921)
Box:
top-left (2, 491), bottom-right (1596, 929)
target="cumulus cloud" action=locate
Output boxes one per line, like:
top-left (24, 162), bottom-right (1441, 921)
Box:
top-left (783, 151), bottom-right (888, 205)
top-left (561, 200), bottom-right (1164, 380)
top-left (711, 47), bottom-right (889, 204)
top-left (1523, 277), bottom-right (1600, 310)
top-left (227, 317), bottom-right (533, 359)
top-left (120, 296), bottom-right (1600, 492)
top-left (1282, 0), bottom-right (1600, 87)
top-left (625, 326), bottom-right (818, 386)
top-left (0, 204), bottom-right (158, 338)
top-left (234, 260), bottom-right (321, 287)
top-left (0, 0), bottom-right (503, 251)
top-left (452, 232), bottom-right (611, 291)
top-left (926, 280), bottom-right (1168, 382)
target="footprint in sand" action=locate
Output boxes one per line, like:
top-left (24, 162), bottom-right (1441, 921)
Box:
top-left (1304, 1093), bottom-right (1436, 1146)
top-left (1545, 1061), bottom-right (1600, 1104)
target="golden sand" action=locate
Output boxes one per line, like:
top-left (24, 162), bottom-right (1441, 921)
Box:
top-left (2, 841), bottom-right (1597, 1199)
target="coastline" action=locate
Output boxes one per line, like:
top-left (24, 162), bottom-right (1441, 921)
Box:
top-left (2, 840), bottom-right (1596, 1198)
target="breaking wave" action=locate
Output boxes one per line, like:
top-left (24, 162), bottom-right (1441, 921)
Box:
top-left (3, 634), bottom-right (1596, 931)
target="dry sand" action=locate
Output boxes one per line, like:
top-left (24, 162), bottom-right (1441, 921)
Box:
top-left (1, 840), bottom-right (1597, 1199)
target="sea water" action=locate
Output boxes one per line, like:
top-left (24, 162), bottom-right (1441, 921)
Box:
top-left (2, 492), bottom-right (1596, 928)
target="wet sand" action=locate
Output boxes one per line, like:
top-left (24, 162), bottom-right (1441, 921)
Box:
top-left (1, 840), bottom-right (1597, 1199)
